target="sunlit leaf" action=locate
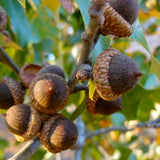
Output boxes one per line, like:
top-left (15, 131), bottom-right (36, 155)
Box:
top-left (88, 79), bottom-right (96, 100)
top-left (150, 55), bottom-right (160, 80)
top-left (130, 19), bottom-right (151, 53)
top-left (42, 0), bottom-right (60, 11)
top-left (17, 0), bottom-right (26, 8)
top-left (0, 33), bottom-right (22, 50)
top-left (1, 0), bottom-right (33, 46)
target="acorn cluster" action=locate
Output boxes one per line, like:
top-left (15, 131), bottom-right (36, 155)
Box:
top-left (86, 0), bottom-right (141, 115)
top-left (0, 64), bottom-right (78, 153)
top-left (0, 0), bottom-right (141, 155)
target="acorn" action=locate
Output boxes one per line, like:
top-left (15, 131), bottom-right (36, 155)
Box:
top-left (0, 6), bottom-right (7, 32)
top-left (29, 73), bottom-right (70, 114)
top-left (5, 104), bottom-right (41, 141)
top-left (93, 48), bottom-right (142, 101)
top-left (100, 0), bottom-right (139, 37)
top-left (39, 114), bottom-right (78, 153)
top-left (19, 64), bottom-right (42, 88)
top-left (37, 64), bottom-right (65, 79)
top-left (86, 90), bottom-right (121, 115)
top-left (0, 77), bottom-right (25, 109)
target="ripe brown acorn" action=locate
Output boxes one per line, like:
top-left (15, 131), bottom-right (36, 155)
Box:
top-left (0, 7), bottom-right (7, 32)
top-left (86, 90), bottom-right (122, 115)
top-left (0, 77), bottom-right (25, 109)
top-left (93, 48), bottom-right (142, 101)
top-left (29, 73), bottom-right (70, 114)
top-left (5, 104), bottom-right (41, 141)
top-left (37, 64), bottom-right (65, 79)
top-left (19, 64), bottom-right (42, 88)
top-left (101, 0), bottom-right (139, 37)
top-left (39, 114), bottom-right (78, 153)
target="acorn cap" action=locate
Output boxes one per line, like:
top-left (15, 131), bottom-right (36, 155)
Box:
top-left (108, 0), bottom-right (139, 25)
top-left (29, 73), bottom-right (70, 114)
top-left (19, 64), bottom-right (42, 88)
top-left (1, 77), bottom-right (25, 108)
top-left (40, 114), bottom-right (78, 153)
top-left (0, 7), bottom-right (7, 32)
top-left (86, 90), bottom-right (121, 115)
top-left (37, 65), bottom-right (65, 79)
top-left (5, 104), bottom-right (41, 141)
top-left (93, 48), bottom-right (141, 101)
top-left (100, 3), bottom-right (134, 37)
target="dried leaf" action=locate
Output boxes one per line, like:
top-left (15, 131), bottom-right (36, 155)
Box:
top-left (59, 0), bottom-right (73, 14)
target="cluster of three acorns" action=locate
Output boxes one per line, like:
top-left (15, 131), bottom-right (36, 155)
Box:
top-left (1, 64), bottom-right (78, 154)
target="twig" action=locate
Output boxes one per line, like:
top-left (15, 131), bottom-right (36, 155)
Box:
top-left (72, 84), bottom-right (88, 93)
top-left (68, 0), bottom-right (107, 91)
top-left (86, 117), bottom-right (160, 140)
top-left (0, 47), bottom-right (20, 75)
top-left (74, 117), bottom-right (85, 160)
top-left (86, 126), bottom-right (132, 140)
top-left (7, 138), bottom-right (41, 160)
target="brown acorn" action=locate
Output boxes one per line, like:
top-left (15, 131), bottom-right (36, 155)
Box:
top-left (86, 90), bottom-right (121, 115)
top-left (0, 7), bottom-right (7, 32)
top-left (5, 104), bottom-right (41, 141)
top-left (19, 64), bottom-right (42, 88)
top-left (101, 0), bottom-right (139, 37)
top-left (0, 77), bottom-right (25, 109)
top-left (93, 48), bottom-right (142, 101)
top-left (37, 64), bottom-right (65, 79)
top-left (29, 73), bottom-right (70, 114)
top-left (39, 114), bottom-right (78, 153)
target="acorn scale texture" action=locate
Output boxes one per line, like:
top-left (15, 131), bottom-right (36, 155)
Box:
top-left (0, 77), bottom-right (25, 109)
top-left (5, 104), bottom-right (41, 141)
top-left (0, 7), bottom-right (7, 32)
top-left (40, 114), bottom-right (78, 153)
top-left (93, 48), bottom-right (141, 101)
top-left (86, 90), bottom-right (121, 115)
top-left (93, 48), bottom-right (121, 101)
top-left (100, 3), bottom-right (134, 37)
top-left (29, 73), bottom-right (70, 114)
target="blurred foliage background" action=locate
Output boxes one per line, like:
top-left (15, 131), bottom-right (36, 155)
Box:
top-left (0, 0), bottom-right (160, 159)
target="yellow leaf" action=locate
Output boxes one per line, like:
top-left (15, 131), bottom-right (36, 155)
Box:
top-left (18, 0), bottom-right (26, 8)
top-left (42, 0), bottom-right (60, 11)
top-left (0, 33), bottom-right (22, 50)
top-left (88, 79), bottom-right (96, 101)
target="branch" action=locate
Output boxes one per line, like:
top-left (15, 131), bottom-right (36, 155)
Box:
top-left (74, 117), bottom-right (85, 160)
top-left (7, 138), bottom-right (41, 160)
top-left (0, 47), bottom-right (20, 75)
top-left (86, 117), bottom-right (160, 140)
top-left (86, 126), bottom-right (132, 140)
top-left (68, 0), bottom-right (107, 91)
top-left (72, 84), bottom-right (88, 94)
